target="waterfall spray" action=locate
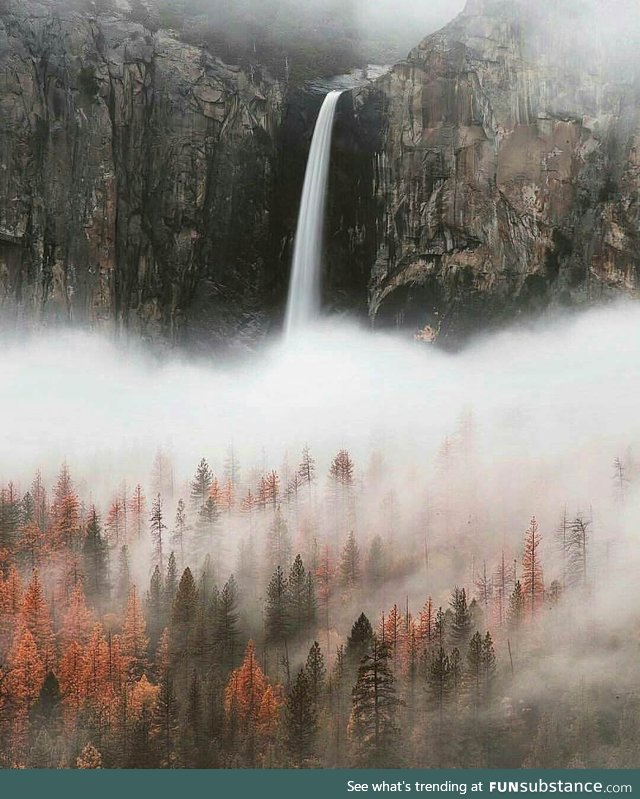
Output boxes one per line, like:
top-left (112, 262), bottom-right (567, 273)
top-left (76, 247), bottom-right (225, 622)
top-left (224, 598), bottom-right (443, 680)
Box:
top-left (284, 90), bottom-right (343, 337)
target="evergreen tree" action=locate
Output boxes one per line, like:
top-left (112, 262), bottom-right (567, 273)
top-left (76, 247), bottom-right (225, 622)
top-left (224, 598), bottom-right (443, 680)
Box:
top-left (449, 587), bottom-right (472, 647)
top-left (305, 641), bottom-right (326, 707)
top-left (288, 555), bottom-right (308, 637)
top-left (266, 509), bottom-right (291, 571)
top-left (147, 566), bottom-right (164, 647)
top-left (265, 566), bottom-right (289, 645)
top-left (340, 531), bottom-right (360, 589)
top-left (171, 567), bottom-right (199, 656)
top-left (82, 508), bottom-right (109, 610)
top-left (348, 636), bottom-right (400, 767)
top-left (429, 646), bottom-right (451, 723)
top-left (153, 672), bottom-right (179, 767)
top-left (0, 483), bottom-right (20, 551)
top-left (346, 613), bottom-right (373, 667)
top-left (190, 458), bottom-right (213, 510)
top-left (117, 545), bottom-right (131, 603)
top-left (216, 575), bottom-right (240, 670)
top-left (298, 445), bottom-right (316, 490)
top-left (565, 514), bottom-right (589, 589)
top-left (129, 484), bottom-right (146, 541)
top-left (285, 669), bottom-right (317, 763)
top-left (21, 570), bottom-right (56, 669)
top-left (195, 496), bottom-right (219, 557)
top-left (150, 495), bottom-right (167, 573)
top-left (366, 535), bottom-right (385, 586)
top-left (122, 585), bottom-right (149, 678)
top-left (164, 552), bottom-right (178, 610)
top-left (172, 499), bottom-right (189, 569)
top-left (508, 580), bottom-right (525, 630)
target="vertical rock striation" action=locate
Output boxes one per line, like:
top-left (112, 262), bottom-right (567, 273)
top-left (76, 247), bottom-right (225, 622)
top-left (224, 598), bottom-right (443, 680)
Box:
top-left (353, 0), bottom-right (640, 341)
top-left (0, 0), bottom-right (283, 347)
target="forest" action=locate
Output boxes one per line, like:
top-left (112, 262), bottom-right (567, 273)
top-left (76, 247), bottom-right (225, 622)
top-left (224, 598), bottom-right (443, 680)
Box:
top-left (0, 411), bottom-right (636, 769)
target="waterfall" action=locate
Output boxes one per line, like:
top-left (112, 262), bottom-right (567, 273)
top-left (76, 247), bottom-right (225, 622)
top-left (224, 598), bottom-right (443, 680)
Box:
top-left (284, 90), bottom-right (343, 337)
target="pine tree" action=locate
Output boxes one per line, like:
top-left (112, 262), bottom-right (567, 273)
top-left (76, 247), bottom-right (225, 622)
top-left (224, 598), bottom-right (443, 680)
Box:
top-left (475, 561), bottom-right (493, 610)
top-left (106, 498), bottom-right (124, 548)
top-left (329, 450), bottom-right (354, 485)
top-left (224, 640), bottom-right (273, 761)
top-left (60, 584), bottom-right (94, 647)
top-left (31, 470), bottom-right (48, 533)
top-left (21, 570), bottom-right (56, 670)
top-left (482, 632), bottom-right (496, 697)
top-left (288, 555), bottom-right (308, 637)
top-left (170, 567), bottom-right (198, 660)
top-left (152, 671), bottom-right (179, 767)
top-left (613, 456), bottom-right (629, 504)
top-left (150, 495), bottom-right (167, 573)
top-left (117, 545), bottom-right (131, 603)
top-left (267, 509), bottom-right (292, 570)
top-left (286, 669), bottom-right (317, 763)
top-left (51, 463), bottom-right (81, 550)
top-left (418, 597), bottom-right (435, 648)
top-left (164, 552), bottom-right (178, 610)
top-left (195, 496), bottom-right (219, 558)
top-left (429, 646), bottom-right (451, 723)
top-left (565, 514), bottom-right (589, 589)
top-left (261, 471), bottom-right (280, 510)
top-left (305, 641), bottom-right (326, 707)
top-left (147, 566), bottom-right (163, 647)
top-left (380, 604), bottom-right (403, 660)
top-left (449, 587), bottom-right (472, 647)
top-left (265, 566), bottom-right (289, 645)
top-left (172, 499), bottom-right (188, 568)
top-left (340, 531), bottom-right (360, 589)
top-left (122, 586), bottom-right (149, 678)
top-left (182, 670), bottom-right (205, 766)
top-left (493, 551), bottom-right (514, 627)
top-left (58, 639), bottom-right (87, 727)
top-left (522, 517), bottom-right (544, 619)
top-left (216, 574), bottom-right (240, 669)
top-left (0, 483), bottom-right (20, 551)
top-left (298, 445), bottom-right (316, 490)
top-left (434, 606), bottom-right (446, 645)
top-left (8, 625), bottom-right (46, 712)
top-left (82, 508), bottom-right (109, 610)
top-left (190, 459), bottom-right (213, 510)
top-left (346, 613), bottom-right (373, 667)
top-left (508, 580), bottom-right (525, 630)
top-left (467, 631), bottom-right (484, 706)
top-left (129, 484), bottom-right (146, 542)
top-left (17, 522), bottom-right (43, 570)
top-left (366, 535), bottom-right (385, 586)
top-left (83, 623), bottom-right (110, 716)
top-left (348, 635), bottom-right (400, 767)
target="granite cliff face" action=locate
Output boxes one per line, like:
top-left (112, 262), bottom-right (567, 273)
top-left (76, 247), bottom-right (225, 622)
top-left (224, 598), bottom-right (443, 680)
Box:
top-left (348, 0), bottom-right (640, 341)
top-left (1, 0), bottom-right (639, 347)
top-left (0, 0), bottom-right (283, 347)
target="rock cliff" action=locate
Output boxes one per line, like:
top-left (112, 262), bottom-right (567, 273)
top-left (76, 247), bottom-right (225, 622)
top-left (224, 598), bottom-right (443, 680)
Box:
top-left (0, 0), bottom-right (283, 348)
top-left (349, 0), bottom-right (640, 341)
top-left (1, 0), bottom-right (639, 348)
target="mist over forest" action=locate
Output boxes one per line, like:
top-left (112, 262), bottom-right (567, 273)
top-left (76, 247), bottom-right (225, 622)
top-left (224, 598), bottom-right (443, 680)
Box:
top-left (2, 307), bottom-right (640, 767)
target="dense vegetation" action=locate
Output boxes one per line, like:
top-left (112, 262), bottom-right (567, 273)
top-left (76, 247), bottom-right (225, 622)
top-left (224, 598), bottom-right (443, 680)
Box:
top-left (0, 418), bottom-right (636, 768)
